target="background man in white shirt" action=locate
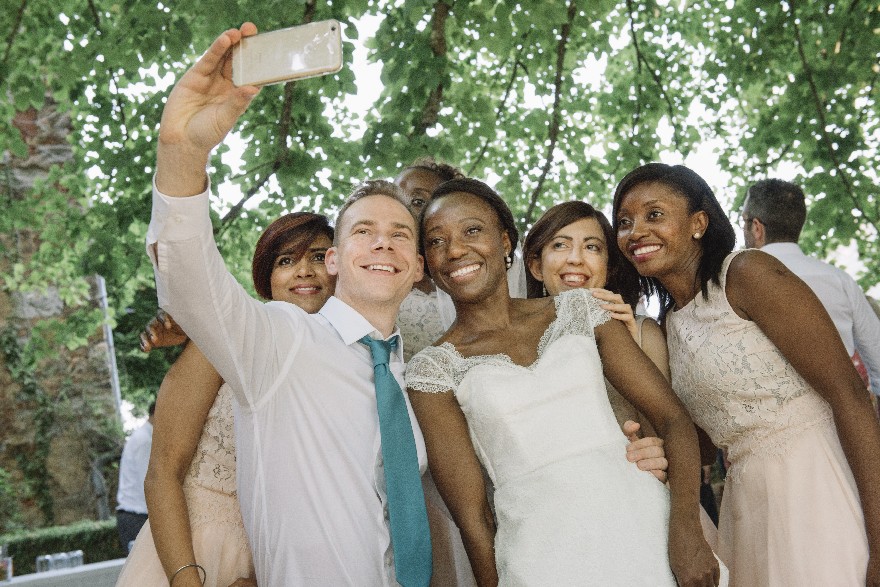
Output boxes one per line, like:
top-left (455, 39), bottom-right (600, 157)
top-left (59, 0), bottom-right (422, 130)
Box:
top-left (742, 178), bottom-right (880, 394)
top-left (146, 24), bottom-right (429, 586)
top-left (116, 401), bottom-right (154, 552)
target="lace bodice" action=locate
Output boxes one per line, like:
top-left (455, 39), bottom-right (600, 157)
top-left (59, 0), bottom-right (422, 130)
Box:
top-left (406, 288), bottom-right (610, 394)
top-left (398, 288), bottom-right (448, 362)
top-left (183, 382), bottom-right (237, 496)
top-left (405, 289), bottom-right (677, 585)
top-left (666, 252), bottom-right (833, 470)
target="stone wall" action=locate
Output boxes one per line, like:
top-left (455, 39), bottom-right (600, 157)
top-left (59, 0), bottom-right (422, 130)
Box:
top-left (1, 99), bottom-right (122, 529)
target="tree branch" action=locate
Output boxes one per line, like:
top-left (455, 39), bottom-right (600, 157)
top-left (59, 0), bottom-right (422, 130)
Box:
top-left (626, 0), bottom-right (680, 150)
top-left (2, 0), bottom-right (27, 66)
top-left (789, 0), bottom-right (870, 222)
top-left (753, 143), bottom-right (793, 173)
top-left (830, 0), bottom-right (862, 64)
top-left (219, 0), bottom-right (316, 226)
top-left (414, 0), bottom-right (451, 134)
top-left (522, 0), bottom-right (576, 227)
top-left (466, 50), bottom-right (527, 176)
top-left (86, 0), bottom-right (129, 143)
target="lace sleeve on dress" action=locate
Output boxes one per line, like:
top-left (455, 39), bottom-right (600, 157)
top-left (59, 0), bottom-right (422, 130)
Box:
top-left (405, 346), bottom-right (457, 394)
top-left (557, 289), bottom-right (612, 332)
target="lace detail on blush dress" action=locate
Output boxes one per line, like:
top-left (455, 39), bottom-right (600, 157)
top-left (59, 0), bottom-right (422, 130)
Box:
top-left (116, 381), bottom-right (254, 587)
top-left (665, 252), bottom-right (835, 482)
top-left (665, 251), bottom-right (867, 586)
top-left (182, 382), bottom-right (246, 537)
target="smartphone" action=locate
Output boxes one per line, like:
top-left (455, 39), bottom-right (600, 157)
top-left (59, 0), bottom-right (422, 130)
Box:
top-left (232, 20), bottom-right (343, 87)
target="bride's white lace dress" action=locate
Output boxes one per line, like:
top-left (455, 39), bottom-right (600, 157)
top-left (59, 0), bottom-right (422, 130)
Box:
top-left (406, 289), bottom-right (676, 585)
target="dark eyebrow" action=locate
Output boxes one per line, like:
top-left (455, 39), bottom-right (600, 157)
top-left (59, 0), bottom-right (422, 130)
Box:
top-left (276, 245), bottom-right (328, 258)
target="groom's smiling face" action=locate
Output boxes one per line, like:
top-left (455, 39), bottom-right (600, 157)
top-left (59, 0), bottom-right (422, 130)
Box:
top-left (326, 194), bottom-right (423, 309)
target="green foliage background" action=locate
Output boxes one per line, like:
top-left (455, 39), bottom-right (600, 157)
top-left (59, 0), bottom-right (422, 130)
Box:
top-left (1, 0), bottom-right (878, 410)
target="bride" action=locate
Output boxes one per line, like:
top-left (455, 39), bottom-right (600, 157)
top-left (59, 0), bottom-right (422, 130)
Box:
top-left (405, 178), bottom-right (724, 586)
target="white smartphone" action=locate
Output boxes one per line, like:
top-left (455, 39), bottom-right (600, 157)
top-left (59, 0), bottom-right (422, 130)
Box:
top-left (232, 20), bottom-right (343, 87)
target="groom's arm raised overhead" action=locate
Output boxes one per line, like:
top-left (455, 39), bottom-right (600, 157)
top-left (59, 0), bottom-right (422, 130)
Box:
top-left (146, 24), bottom-right (297, 406)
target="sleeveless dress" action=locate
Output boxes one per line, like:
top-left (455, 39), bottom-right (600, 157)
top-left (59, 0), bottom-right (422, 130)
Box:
top-left (406, 289), bottom-right (677, 585)
top-left (115, 383), bottom-right (254, 586)
top-left (666, 251), bottom-right (869, 586)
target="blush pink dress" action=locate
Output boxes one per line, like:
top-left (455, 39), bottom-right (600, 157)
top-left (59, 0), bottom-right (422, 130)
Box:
top-left (666, 251), bottom-right (869, 586)
top-left (115, 383), bottom-right (254, 586)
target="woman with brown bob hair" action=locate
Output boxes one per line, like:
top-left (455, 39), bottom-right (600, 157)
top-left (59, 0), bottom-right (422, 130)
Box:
top-left (119, 212), bottom-right (334, 587)
top-left (523, 201), bottom-right (656, 434)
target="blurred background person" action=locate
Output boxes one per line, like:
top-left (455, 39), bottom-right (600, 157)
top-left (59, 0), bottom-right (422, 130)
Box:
top-left (116, 401), bottom-right (154, 552)
top-left (742, 179), bottom-right (880, 395)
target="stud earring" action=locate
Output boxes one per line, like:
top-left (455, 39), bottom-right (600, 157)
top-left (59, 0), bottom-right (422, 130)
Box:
top-left (693, 232), bottom-right (702, 239)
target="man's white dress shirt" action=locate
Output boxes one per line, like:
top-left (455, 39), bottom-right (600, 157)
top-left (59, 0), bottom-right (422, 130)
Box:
top-left (147, 184), bottom-right (427, 586)
top-left (116, 420), bottom-right (153, 514)
top-left (762, 242), bottom-right (880, 392)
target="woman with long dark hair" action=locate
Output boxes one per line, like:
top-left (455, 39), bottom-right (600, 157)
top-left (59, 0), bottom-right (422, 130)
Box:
top-left (612, 162), bottom-right (880, 585)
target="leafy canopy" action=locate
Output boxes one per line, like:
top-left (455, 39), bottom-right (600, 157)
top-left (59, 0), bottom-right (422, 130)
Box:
top-left (2, 0), bottom-right (877, 407)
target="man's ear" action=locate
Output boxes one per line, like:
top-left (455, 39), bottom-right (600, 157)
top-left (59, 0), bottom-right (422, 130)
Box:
top-left (413, 254), bottom-right (425, 283)
top-left (325, 246), bottom-right (340, 276)
top-left (751, 218), bottom-right (766, 248)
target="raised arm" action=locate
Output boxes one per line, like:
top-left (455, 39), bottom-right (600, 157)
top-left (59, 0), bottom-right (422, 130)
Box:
top-left (407, 388), bottom-right (498, 587)
top-left (155, 24), bottom-right (260, 197)
top-left (147, 25), bottom-right (297, 404)
top-left (144, 343), bottom-right (224, 587)
top-left (596, 317), bottom-right (718, 587)
top-left (726, 250), bottom-right (880, 583)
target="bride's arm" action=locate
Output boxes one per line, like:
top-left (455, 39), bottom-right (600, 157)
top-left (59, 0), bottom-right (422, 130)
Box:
top-left (407, 387), bottom-right (498, 587)
top-left (596, 318), bottom-right (718, 587)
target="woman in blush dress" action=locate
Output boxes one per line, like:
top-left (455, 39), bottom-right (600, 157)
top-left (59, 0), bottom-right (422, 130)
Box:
top-left (612, 162), bottom-right (880, 586)
top-left (405, 179), bottom-right (723, 586)
top-left (116, 212), bottom-right (334, 587)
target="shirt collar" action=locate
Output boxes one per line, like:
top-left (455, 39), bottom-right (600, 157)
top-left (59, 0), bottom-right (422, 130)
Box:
top-left (318, 296), bottom-right (404, 362)
top-left (761, 242), bottom-right (804, 257)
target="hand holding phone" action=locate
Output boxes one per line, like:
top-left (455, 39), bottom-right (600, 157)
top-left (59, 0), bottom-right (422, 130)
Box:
top-left (232, 20), bottom-right (343, 87)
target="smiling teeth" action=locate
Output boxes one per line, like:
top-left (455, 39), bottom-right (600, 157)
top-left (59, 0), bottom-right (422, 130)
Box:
top-left (450, 264), bottom-right (479, 278)
top-left (367, 264), bottom-right (396, 273)
top-left (563, 275), bottom-right (587, 284)
top-left (633, 244), bottom-right (661, 256)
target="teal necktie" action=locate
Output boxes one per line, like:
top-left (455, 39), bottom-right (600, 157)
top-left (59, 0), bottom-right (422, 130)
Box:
top-left (359, 335), bottom-right (432, 587)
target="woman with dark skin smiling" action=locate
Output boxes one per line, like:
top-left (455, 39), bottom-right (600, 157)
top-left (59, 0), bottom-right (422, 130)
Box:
top-left (405, 179), bottom-right (722, 586)
top-left (612, 162), bottom-right (880, 586)
top-left (117, 212), bottom-right (334, 587)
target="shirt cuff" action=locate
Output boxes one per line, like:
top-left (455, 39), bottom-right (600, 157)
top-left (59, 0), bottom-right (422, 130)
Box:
top-left (145, 174), bottom-right (214, 262)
